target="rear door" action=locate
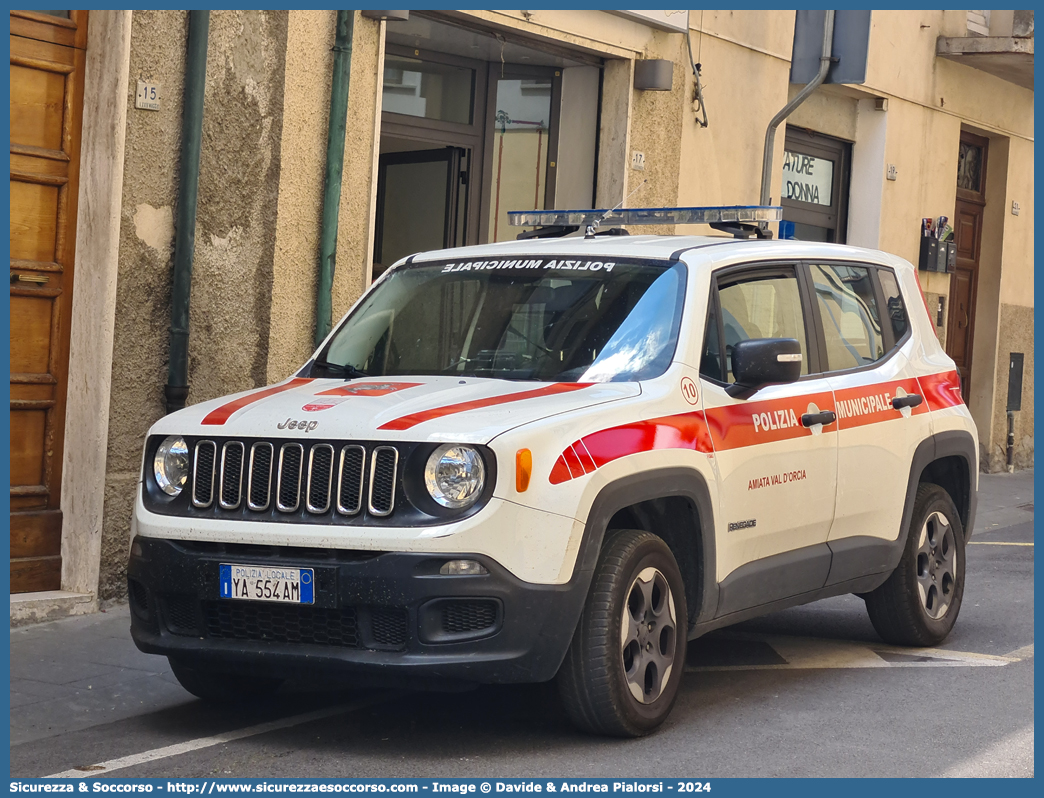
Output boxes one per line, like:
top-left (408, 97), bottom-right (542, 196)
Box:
top-left (699, 263), bottom-right (838, 614)
top-left (809, 262), bottom-right (932, 581)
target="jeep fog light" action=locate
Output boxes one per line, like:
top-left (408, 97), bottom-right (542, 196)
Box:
top-left (154, 435), bottom-right (189, 497)
top-left (439, 559), bottom-right (488, 576)
top-left (424, 444), bottom-right (485, 509)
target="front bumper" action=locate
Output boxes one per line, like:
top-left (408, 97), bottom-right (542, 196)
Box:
top-left (128, 537), bottom-right (590, 685)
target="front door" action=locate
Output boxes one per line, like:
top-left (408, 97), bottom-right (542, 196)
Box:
top-left (699, 264), bottom-right (838, 613)
top-left (9, 10), bottom-right (88, 593)
top-left (946, 131), bottom-right (988, 398)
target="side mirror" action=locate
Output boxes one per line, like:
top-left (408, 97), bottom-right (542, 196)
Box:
top-left (726, 338), bottom-right (802, 397)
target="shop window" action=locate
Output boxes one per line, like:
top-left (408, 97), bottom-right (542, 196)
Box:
top-left (780, 129), bottom-right (850, 243)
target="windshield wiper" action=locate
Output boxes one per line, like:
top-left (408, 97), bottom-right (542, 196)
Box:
top-left (312, 358), bottom-right (370, 380)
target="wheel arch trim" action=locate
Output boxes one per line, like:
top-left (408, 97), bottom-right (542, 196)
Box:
top-left (575, 467), bottom-right (717, 629)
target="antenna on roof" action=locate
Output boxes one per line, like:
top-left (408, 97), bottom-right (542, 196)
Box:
top-left (585, 179), bottom-right (648, 239)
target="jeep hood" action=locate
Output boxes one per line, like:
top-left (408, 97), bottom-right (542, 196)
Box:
top-left (150, 376), bottom-right (640, 444)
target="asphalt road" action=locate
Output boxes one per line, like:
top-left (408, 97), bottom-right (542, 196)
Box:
top-left (11, 474), bottom-right (1034, 779)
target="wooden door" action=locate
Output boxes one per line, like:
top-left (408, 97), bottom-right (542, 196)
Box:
top-left (946, 131), bottom-right (988, 400)
top-left (9, 10), bottom-right (88, 593)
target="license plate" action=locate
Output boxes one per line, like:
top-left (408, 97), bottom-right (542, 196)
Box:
top-left (219, 563), bottom-right (314, 604)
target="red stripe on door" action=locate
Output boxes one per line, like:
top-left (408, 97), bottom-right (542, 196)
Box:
top-left (378, 383), bottom-right (591, 431)
top-left (919, 370), bottom-right (964, 411)
top-left (704, 391), bottom-right (835, 451)
top-left (833, 378), bottom-right (928, 430)
top-left (201, 378), bottom-right (314, 426)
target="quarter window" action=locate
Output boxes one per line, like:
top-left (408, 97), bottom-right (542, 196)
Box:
top-left (877, 269), bottom-right (909, 343)
top-left (716, 273), bottom-right (809, 381)
top-left (810, 263), bottom-right (884, 371)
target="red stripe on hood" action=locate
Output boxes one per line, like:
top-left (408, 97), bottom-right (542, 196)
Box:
top-left (378, 383), bottom-right (591, 431)
top-left (201, 378), bottom-right (314, 425)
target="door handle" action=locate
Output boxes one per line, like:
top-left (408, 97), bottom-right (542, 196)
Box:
top-left (801, 410), bottom-right (836, 427)
top-left (892, 394), bottom-right (923, 410)
top-left (11, 273), bottom-right (49, 285)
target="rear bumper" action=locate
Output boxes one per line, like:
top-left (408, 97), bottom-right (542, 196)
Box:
top-left (128, 537), bottom-right (589, 685)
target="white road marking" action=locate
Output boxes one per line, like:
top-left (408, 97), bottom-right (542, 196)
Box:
top-left (1006, 643), bottom-right (1034, 660)
top-left (44, 693), bottom-right (397, 779)
top-left (968, 541), bottom-right (1033, 546)
top-left (687, 632), bottom-right (1018, 672)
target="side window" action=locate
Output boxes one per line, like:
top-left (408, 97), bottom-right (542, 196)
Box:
top-left (877, 269), bottom-right (909, 343)
top-left (717, 272), bottom-right (809, 381)
top-left (810, 263), bottom-right (884, 371)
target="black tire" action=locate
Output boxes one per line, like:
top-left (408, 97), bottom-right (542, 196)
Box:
top-left (168, 659), bottom-right (283, 704)
top-left (557, 529), bottom-right (688, 737)
top-left (863, 483), bottom-right (966, 646)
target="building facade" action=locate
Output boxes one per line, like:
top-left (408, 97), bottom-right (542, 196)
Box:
top-left (8, 8), bottom-right (1033, 621)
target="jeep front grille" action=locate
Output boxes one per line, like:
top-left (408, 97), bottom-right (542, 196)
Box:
top-left (219, 442), bottom-right (245, 510)
top-left (190, 439), bottom-right (400, 520)
top-left (192, 441), bottom-right (217, 507)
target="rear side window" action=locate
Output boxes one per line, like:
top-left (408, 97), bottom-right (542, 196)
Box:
top-left (877, 269), bottom-right (909, 343)
top-left (810, 263), bottom-right (884, 371)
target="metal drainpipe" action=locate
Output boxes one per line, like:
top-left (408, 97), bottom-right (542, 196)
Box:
top-left (759, 10), bottom-right (835, 214)
top-left (315, 10), bottom-right (355, 349)
top-left (164, 10), bottom-right (210, 414)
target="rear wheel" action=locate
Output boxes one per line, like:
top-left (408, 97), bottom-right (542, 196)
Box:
top-left (557, 529), bottom-right (687, 737)
top-left (863, 483), bottom-right (966, 646)
top-left (168, 659), bottom-right (283, 703)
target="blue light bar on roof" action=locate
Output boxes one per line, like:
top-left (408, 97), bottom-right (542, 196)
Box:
top-left (507, 205), bottom-right (782, 227)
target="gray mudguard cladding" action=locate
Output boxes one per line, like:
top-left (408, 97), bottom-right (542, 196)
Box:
top-left (703, 430), bottom-right (978, 631)
top-left (576, 467), bottom-right (717, 632)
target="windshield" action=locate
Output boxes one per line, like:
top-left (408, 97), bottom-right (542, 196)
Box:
top-left (315, 256), bottom-right (687, 382)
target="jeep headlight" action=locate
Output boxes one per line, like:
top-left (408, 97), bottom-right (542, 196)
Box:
top-left (424, 444), bottom-right (486, 509)
top-left (154, 435), bottom-right (189, 497)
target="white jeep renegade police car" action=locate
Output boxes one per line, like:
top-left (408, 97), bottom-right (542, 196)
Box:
top-left (130, 206), bottom-right (977, 737)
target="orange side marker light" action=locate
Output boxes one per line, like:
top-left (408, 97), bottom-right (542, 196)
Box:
top-left (516, 448), bottom-right (533, 493)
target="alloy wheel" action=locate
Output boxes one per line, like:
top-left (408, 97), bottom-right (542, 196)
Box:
top-left (916, 510), bottom-right (957, 620)
top-left (620, 566), bottom-right (678, 703)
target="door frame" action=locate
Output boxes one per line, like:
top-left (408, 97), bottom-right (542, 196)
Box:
top-left (780, 128), bottom-right (851, 243)
top-left (374, 146), bottom-right (464, 267)
top-left (946, 129), bottom-right (989, 394)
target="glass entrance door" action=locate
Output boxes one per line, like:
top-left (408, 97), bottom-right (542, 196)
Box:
top-left (484, 66), bottom-right (561, 243)
top-left (374, 147), bottom-right (466, 275)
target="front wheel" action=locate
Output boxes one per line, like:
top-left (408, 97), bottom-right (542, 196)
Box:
top-left (863, 483), bottom-right (966, 646)
top-left (557, 529), bottom-right (688, 737)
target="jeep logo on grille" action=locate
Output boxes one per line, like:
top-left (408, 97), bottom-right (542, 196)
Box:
top-left (277, 418), bottom-right (319, 432)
